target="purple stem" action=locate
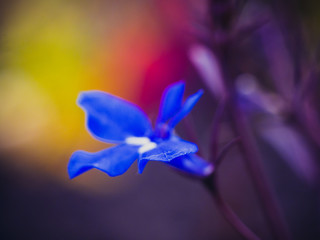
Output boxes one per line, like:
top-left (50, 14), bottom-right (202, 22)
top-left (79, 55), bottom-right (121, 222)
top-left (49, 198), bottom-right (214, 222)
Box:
top-left (214, 136), bottom-right (240, 166)
top-left (203, 174), bottom-right (260, 240)
top-left (209, 100), bottom-right (226, 160)
top-left (181, 98), bottom-right (261, 239)
top-left (229, 104), bottom-right (291, 240)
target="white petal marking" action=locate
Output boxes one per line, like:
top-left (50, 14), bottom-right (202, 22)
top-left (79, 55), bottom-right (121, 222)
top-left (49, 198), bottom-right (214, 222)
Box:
top-left (138, 142), bottom-right (157, 154)
top-left (125, 136), bottom-right (157, 154)
top-left (125, 137), bottom-right (151, 145)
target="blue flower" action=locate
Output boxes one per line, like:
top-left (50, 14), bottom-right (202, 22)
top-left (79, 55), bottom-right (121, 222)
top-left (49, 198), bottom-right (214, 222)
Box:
top-left (68, 82), bottom-right (214, 179)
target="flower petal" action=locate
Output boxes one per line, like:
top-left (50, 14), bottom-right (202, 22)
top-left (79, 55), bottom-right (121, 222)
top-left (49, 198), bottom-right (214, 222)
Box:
top-left (138, 139), bottom-right (198, 173)
top-left (68, 144), bottom-right (139, 178)
top-left (166, 154), bottom-right (214, 177)
top-left (78, 91), bottom-right (152, 143)
top-left (189, 45), bottom-right (226, 99)
top-left (157, 82), bottom-right (185, 124)
top-left (169, 90), bottom-right (203, 128)
top-left (137, 159), bottom-right (148, 174)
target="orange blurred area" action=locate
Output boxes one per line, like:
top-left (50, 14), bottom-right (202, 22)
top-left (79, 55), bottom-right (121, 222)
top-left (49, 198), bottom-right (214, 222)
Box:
top-left (0, 0), bottom-right (171, 191)
top-left (1, 1), bottom-right (320, 239)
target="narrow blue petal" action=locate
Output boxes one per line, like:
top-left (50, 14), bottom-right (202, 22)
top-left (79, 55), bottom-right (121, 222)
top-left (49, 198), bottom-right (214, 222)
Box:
top-left (166, 154), bottom-right (214, 177)
top-left (68, 144), bottom-right (139, 178)
top-left (168, 90), bottom-right (203, 128)
top-left (78, 91), bottom-right (152, 143)
top-left (157, 82), bottom-right (185, 124)
top-left (137, 159), bottom-right (148, 174)
top-left (139, 138), bottom-right (197, 166)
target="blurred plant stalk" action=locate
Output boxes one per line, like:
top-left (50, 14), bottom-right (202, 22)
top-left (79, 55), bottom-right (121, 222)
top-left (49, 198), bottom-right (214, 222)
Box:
top-left (188, 0), bottom-right (320, 238)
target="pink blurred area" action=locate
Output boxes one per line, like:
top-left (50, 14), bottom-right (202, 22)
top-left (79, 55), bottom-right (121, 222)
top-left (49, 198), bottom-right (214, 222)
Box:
top-left (0, 2), bottom-right (228, 240)
top-left (1, 1), bottom-right (319, 240)
top-left (0, 0), bottom-right (200, 187)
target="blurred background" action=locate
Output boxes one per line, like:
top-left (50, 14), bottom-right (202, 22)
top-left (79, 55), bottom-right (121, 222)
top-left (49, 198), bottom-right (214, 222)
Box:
top-left (0, 0), bottom-right (320, 239)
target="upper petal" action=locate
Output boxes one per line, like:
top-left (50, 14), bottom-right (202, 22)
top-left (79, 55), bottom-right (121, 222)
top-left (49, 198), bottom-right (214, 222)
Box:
top-left (166, 154), bottom-right (214, 177)
top-left (168, 90), bottom-right (203, 128)
top-left (157, 82), bottom-right (185, 124)
top-left (138, 138), bottom-right (198, 173)
top-left (78, 91), bottom-right (152, 143)
top-left (68, 144), bottom-right (139, 178)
